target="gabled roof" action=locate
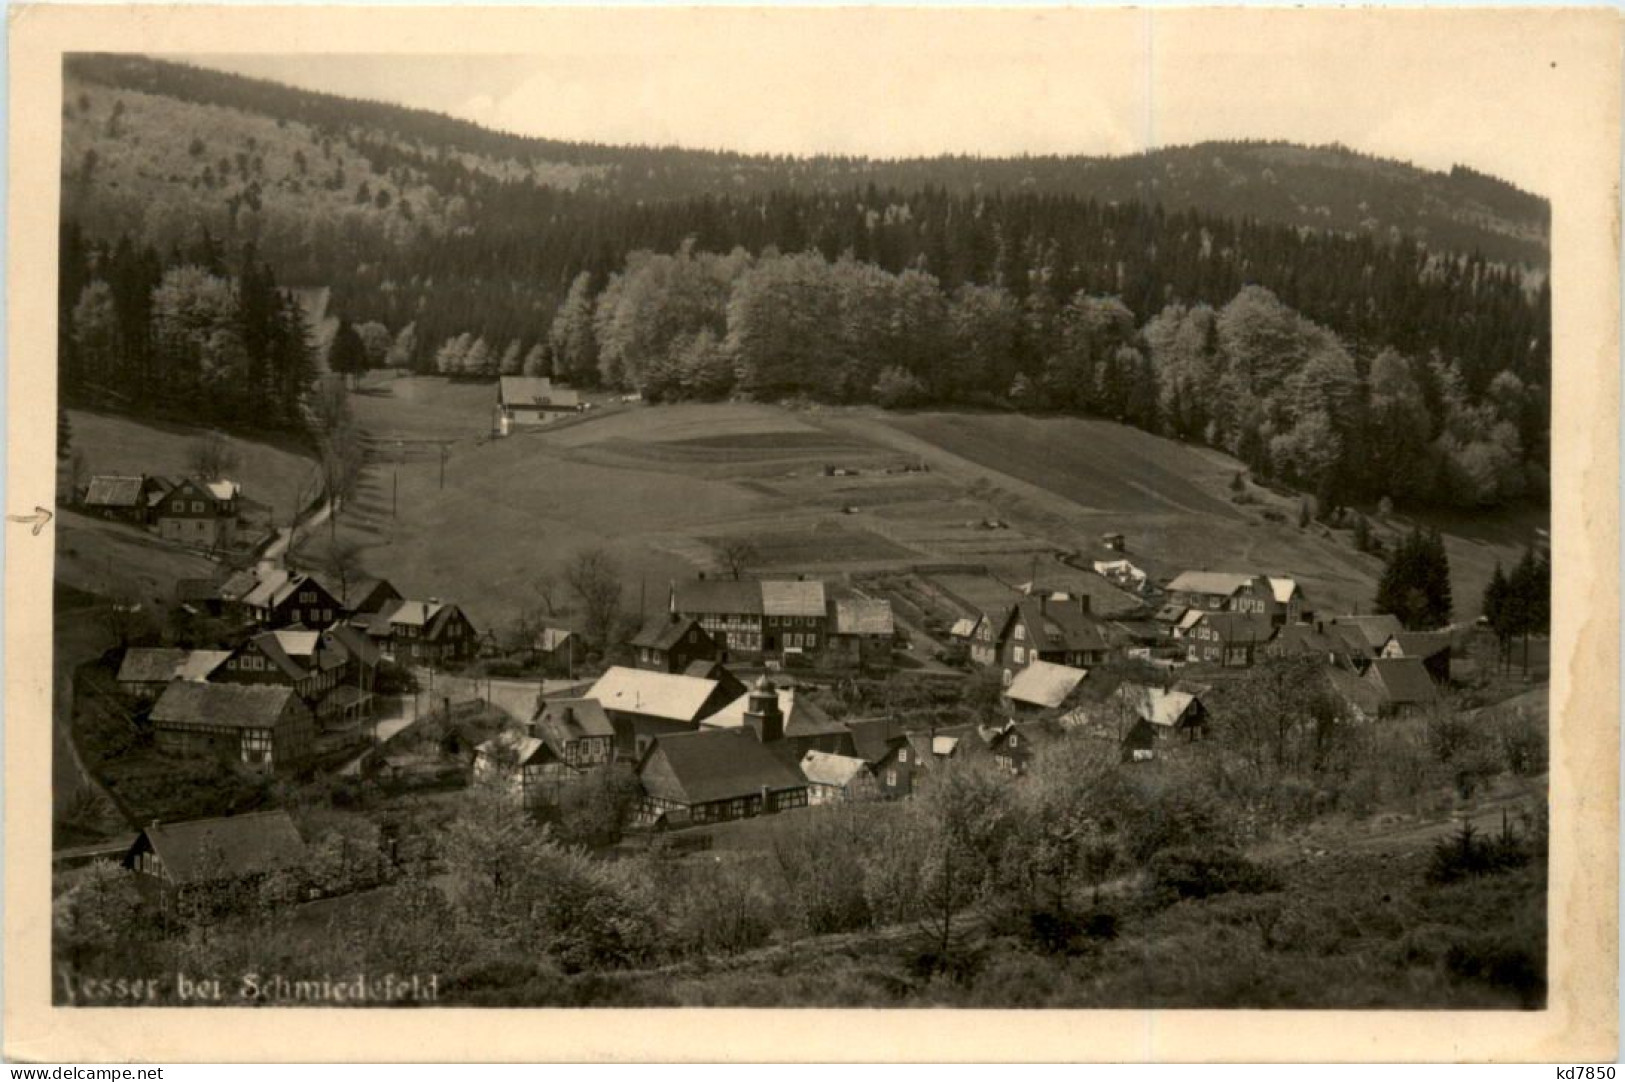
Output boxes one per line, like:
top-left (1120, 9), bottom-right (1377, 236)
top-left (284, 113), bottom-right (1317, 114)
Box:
top-left (1271, 622), bottom-right (1347, 658)
top-left (1010, 598), bottom-right (1107, 653)
top-left (1115, 683), bottom-right (1201, 728)
top-left (949, 617), bottom-right (980, 639)
top-left (499, 376), bottom-right (551, 403)
top-left (1005, 660), bottom-right (1088, 709)
top-left (1387, 631), bottom-right (1452, 660)
top-left (1153, 603), bottom-right (1190, 624)
top-left (1176, 609), bottom-right (1205, 632)
top-left (1367, 657), bottom-right (1440, 706)
top-left (640, 729), bottom-right (806, 805)
top-left (761, 579), bottom-right (827, 618)
top-left (630, 617), bottom-right (701, 652)
top-left (683, 658), bottom-right (732, 681)
top-left (475, 728), bottom-right (550, 767)
top-left (270, 629), bottom-right (321, 659)
top-left (533, 697), bottom-right (616, 745)
top-left (1192, 611), bottom-right (1275, 645)
top-left (1267, 577), bottom-right (1303, 604)
top-left (174, 650), bottom-right (232, 681)
top-left (204, 480), bottom-right (240, 502)
top-left (151, 682), bottom-right (301, 730)
top-left (241, 568), bottom-right (293, 610)
top-left (217, 568), bottom-right (262, 603)
top-left (245, 632), bottom-right (310, 681)
top-left (322, 622), bottom-right (380, 668)
top-left (845, 717), bottom-right (908, 764)
top-left (832, 598), bottom-right (894, 636)
top-left (1328, 614), bottom-right (1406, 650)
top-left (538, 626), bottom-right (584, 652)
top-left (586, 666), bottom-right (719, 724)
top-left (1167, 571), bottom-right (1260, 597)
top-left (383, 599), bottom-right (446, 628)
top-left (84, 475), bottom-right (148, 508)
top-left (671, 578), bottom-right (763, 616)
top-left (800, 750), bottom-right (870, 788)
top-left (137, 810), bottom-right (307, 885)
top-left (703, 686), bottom-right (847, 738)
top-left (117, 647), bottom-right (190, 684)
top-left (1327, 666), bottom-right (1384, 717)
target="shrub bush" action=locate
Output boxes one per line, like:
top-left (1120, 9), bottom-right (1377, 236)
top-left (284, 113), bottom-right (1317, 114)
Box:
top-left (1144, 846), bottom-right (1282, 908)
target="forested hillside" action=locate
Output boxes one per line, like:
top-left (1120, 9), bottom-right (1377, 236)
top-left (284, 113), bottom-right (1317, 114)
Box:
top-left (58, 53), bottom-right (1550, 509)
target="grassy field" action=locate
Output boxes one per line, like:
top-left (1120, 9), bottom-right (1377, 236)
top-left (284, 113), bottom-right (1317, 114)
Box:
top-left (65, 408), bottom-right (320, 525)
top-left (325, 380), bottom-right (1545, 638)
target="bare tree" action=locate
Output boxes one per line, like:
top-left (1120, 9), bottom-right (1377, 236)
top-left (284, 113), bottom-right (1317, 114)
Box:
top-left (563, 548), bottom-right (624, 648)
top-left (187, 432), bottom-right (240, 481)
top-left (715, 537), bottom-right (760, 581)
top-left (533, 571), bottom-right (564, 618)
top-left (309, 534), bottom-right (366, 608)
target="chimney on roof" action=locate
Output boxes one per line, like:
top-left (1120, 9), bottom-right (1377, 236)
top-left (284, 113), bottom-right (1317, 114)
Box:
top-left (1078, 595), bottom-right (1091, 616)
top-left (745, 675), bottom-right (783, 744)
top-left (697, 571), bottom-right (706, 582)
top-left (1040, 595), bottom-right (1049, 618)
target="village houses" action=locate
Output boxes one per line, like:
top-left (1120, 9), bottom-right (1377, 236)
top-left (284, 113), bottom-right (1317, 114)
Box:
top-left (148, 681), bottom-right (316, 774)
top-left (154, 477), bottom-right (240, 551)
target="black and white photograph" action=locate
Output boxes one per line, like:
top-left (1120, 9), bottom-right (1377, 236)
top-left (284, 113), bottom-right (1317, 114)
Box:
top-left (10, 3), bottom-right (1620, 1062)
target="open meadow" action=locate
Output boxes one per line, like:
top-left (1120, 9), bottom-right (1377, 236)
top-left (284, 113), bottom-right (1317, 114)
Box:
top-left (310, 377), bottom-right (1550, 642)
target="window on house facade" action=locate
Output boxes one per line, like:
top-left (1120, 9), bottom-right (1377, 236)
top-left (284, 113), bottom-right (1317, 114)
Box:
top-left (885, 770), bottom-right (897, 787)
top-left (1014, 625), bottom-right (1025, 641)
top-left (898, 749), bottom-right (908, 764)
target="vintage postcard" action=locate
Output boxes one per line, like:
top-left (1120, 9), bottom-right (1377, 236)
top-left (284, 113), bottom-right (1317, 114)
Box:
top-left (5, 3), bottom-right (1619, 1063)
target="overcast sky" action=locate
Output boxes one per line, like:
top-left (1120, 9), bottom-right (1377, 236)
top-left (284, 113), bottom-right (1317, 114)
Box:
top-left (176, 11), bottom-right (1581, 195)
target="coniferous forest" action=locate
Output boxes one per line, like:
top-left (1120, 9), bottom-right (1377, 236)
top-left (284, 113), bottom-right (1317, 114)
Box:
top-left (58, 52), bottom-right (1550, 510)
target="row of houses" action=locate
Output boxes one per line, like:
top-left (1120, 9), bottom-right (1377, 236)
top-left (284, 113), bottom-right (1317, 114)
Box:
top-left (82, 474), bottom-right (241, 550)
top-left (117, 562), bottom-right (481, 776)
top-left (666, 576), bottom-right (896, 668)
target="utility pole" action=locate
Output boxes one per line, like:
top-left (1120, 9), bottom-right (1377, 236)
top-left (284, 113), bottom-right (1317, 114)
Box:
top-left (439, 444), bottom-right (449, 490)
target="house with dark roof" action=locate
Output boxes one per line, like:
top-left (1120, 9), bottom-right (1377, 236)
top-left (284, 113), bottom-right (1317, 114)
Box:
top-left (155, 477), bottom-right (239, 551)
top-left (994, 595), bottom-right (1107, 686)
top-left (670, 576), bottom-right (765, 657)
top-left (1183, 611), bottom-right (1274, 667)
top-left (1364, 656), bottom-right (1441, 715)
top-left (987, 720), bottom-right (1057, 776)
top-left (1380, 631), bottom-right (1453, 685)
top-left (1266, 621), bottom-right (1365, 669)
top-left (357, 598), bottom-right (478, 665)
top-left (312, 574), bottom-right (402, 618)
top-left (827, 598), bottom-right (895, 669)
top-left (211, 625), bottom-right (379, 722)
top-left (534, 626), bottom-right (589, 674)
top-left (82, 474), bottom-right (168, 526)
top-left (531, 698), bottom-right (618, 771)
top-left (122, 810), bottom-right (308, 890)
top-left (634, 679), bottom-right (810, 826)
top-left (1327, 614), bottom-right (1407, 655)
top-left (496, 376), bottom-right (582, 434)
top-left (846, 717), bottom-right (917, 799)
top-left (629, 616), bottom-right (718, 674)
top-left (149, 682), bottom-right (315, 774)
